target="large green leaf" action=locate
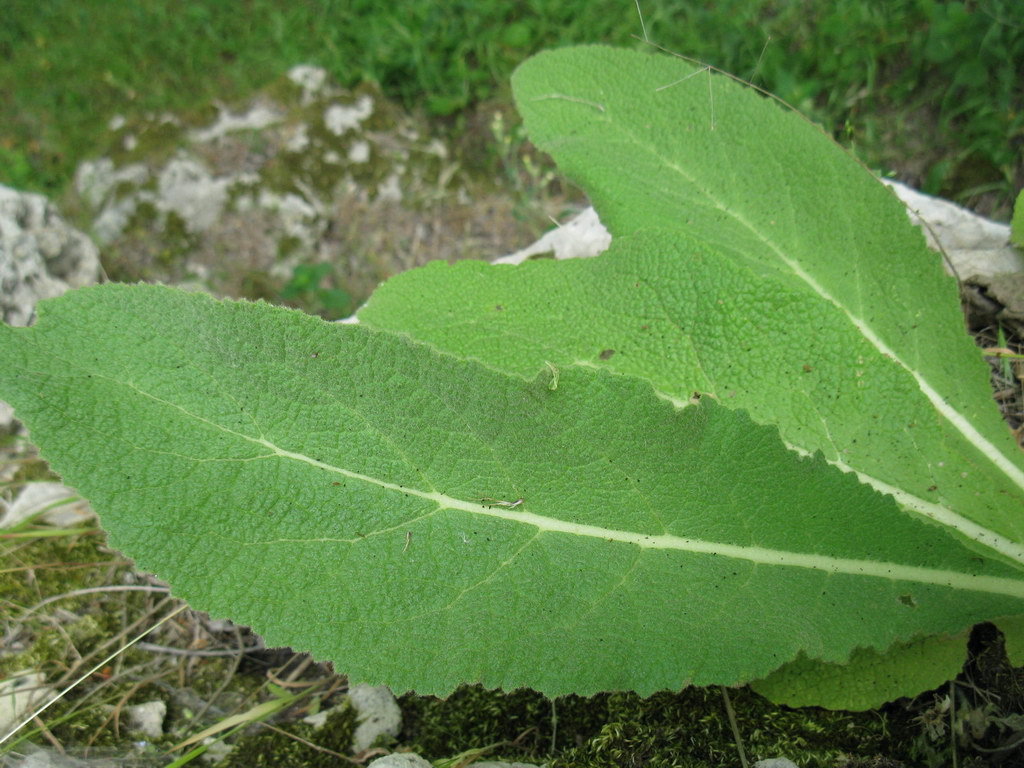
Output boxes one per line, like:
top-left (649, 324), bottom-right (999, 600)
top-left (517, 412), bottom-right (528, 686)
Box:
top-left (358, 46), bottom-right (1024, 567)
top-left (750, 631), bottom-right (970, 711)
top-left (3, 284), bottom-right (1024, 698)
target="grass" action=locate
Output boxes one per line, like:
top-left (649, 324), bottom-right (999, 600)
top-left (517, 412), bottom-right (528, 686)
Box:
top-left (1, 0), bottom-right (1021, 217)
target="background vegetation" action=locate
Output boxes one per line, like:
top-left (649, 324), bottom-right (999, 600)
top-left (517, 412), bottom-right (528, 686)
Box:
top-left (1, 0), bottom-right (1021, 218)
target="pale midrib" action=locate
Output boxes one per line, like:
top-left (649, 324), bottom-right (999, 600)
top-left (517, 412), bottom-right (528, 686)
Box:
top-left (627, 122), bottom-right (1024, 495)
top-left (262, 442), bottom-right (1024, 600)
top-left (653, 387), bottom-right (1024, 567)
top-left (125, 383), bottom-right (1024, 599)
top-left (783, 440), bottom-right (1024, 567)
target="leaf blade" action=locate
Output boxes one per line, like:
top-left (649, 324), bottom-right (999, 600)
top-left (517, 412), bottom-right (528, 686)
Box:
top-left (2, 284), bottom-right (1024, 698)
top-left (359, 46), bottom-right (1024, 561)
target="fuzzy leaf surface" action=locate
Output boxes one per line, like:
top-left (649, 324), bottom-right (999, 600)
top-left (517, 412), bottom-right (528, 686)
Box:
top-left (359, 46), bottom-right (1024, 568)
top-left (750, 631), bottom-right (970, 711)
top-left (3, 284), bottom-right (1024, 697)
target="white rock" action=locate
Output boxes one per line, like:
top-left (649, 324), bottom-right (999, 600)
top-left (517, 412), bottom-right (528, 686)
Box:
top-left (349, 140), bottom-right (371, 164)
top-left (127, 699), bottom-right (166, 739)
top-left (288, 65), bottom-right (329, 105)
top-left (0, 401), bottom-right (13, 428)
top-left (0, 481), bottom-right (94, 529)
top-left (74, 157), bottom-right (117, 208)
top-left (349, 683), bottom-right (402, 752)
top-left (367, 754), bottom-right (433, 768)
top-left (753, 759), bottom-right (799, 768)
top-left (301, 682), bottom-right (402, 753)
top-left (156, 155), bottom-right (231, 234)
top-left (324, 95), bottom-right (374, 136)
top-left (883, 179), bottom-right (1022, 281)
top-left (256, 190), bottom-right (322, 247)
top-left (0, 671), bottom-right (54, 737)
top-left (0, 746), bottom-right (81, 768)
top-left (0, 184), bottom-right (102, 327)
top-left (74, 158), bottom-right (149, 211)
top-left (493, 206), bottom-right (611, 264)
top-left (91, 196), bottom-right (140, 246)
top-left (376, 173), bottom-right (403, 203)
top-left (201, 735), bottom-right (234, 763)
top-left (189, 103), bottom-right (283, 144)
top-left (493, 181), bottom-right (1019, 286)
top-left (286, 123), bottom-right (311, 153)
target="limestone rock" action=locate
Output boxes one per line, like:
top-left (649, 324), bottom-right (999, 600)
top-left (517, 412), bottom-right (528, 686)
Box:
top-left (883, 179), bottom-right (1023, 281)
top-left (493, 179), bottom-right (1020, 284)
top-left (366, 753), bottom-right (433, 768)
top-left (493, 205), bottom-right (610, 264)
top-left (303, 682), bottom-right (402, 753)
top-left (0, 184), bottom-right (101, 327)
top-left (0, 671), bottom-right (54, 740)
top-left (68, 66), bottom-right (549, 314)
top-left (349, 683), bottom-right (402, 752)
top-left (126, 700), bottom-right (166, 740)
top-left (753, 759), bottom-right (799, 768)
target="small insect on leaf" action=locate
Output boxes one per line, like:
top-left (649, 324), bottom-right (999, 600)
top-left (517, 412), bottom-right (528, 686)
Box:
top-left (479, 497), bottom-right (524, 508)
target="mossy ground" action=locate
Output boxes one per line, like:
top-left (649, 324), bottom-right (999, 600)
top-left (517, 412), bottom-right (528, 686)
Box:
top-left (398, 684), bottom-right (905, 767)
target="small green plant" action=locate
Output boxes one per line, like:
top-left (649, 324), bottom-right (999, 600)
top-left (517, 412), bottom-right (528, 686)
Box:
top-left (1, 47), bottom-right (1022, 723)
top-left (489, 109), bottom-right (558, 216)
top-left (278, 262), bottom-right (352, 320)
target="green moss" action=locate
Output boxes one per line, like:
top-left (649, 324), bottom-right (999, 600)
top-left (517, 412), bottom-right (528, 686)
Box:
top-left (130, 199), bottom-right (160, 227)
top-left (0, 528), bottom-right (145, 683)
top-left (108, 116), bottom-right (186, 169)
top-left (226, 177), bottom-right (261, 207)
top-left (400, 685), bottom-right (555, 761)
top-left (0, 532), bottom-right (111, 615)
top-left (276, 235), bottom-right (303, 261)
top-left (260, 75), bottom-right (308, 114)
top-left (217, 704), bottom-right (359, 767)
top-left (398, 684), bottom-right (920, 767)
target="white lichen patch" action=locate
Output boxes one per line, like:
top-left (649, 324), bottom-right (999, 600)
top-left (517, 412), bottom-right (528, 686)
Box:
top-left (324, 95), bottom-right (374, 136)
top-left (348, 140), bottom-right (370, 163)
top-left (190, 102), bottom-right (283, 143)
top-left (156, 155), bottom-right (230, 234)
top-left (74, 158), bottom-right (150, 210)
top-left (256, 189), bottom-right (322, 247)
top-left (288, 64), bottom-right (328, 105)
top-left (376, 173), bottom-right (403, 203)
top-left (284, 123), bottom-right (311, 153)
